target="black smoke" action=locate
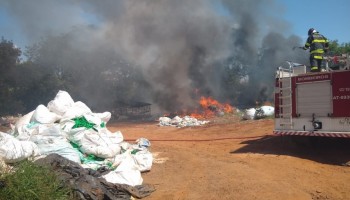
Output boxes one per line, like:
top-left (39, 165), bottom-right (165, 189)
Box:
top-left (0, 0), bottom-right (308, 113)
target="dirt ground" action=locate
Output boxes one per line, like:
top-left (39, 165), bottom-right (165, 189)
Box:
top-left (109, 116), bottom-right (350, 200)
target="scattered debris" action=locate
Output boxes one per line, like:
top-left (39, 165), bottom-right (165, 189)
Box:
top-left (158, 115), bottom-right (210, 128)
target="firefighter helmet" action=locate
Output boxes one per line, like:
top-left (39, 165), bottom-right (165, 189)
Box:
top-left (308, 28), bottom-right (316, 35)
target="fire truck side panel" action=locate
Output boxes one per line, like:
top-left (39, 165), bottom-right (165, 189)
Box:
top-left (296, 80), bottom-right (332, 117)
top-left (274, 70), bottom-right (350, 137)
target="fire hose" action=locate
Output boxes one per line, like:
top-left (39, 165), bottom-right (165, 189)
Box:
top-left (124, 134), bottom-right (277, 142)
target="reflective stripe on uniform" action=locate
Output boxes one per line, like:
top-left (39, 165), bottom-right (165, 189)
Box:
top-left (312, 39), bottom-right (326, 43)
top-left (313, 55), bottom-right (323, 59)
top-left (311, 66), bottom-right (318, 70)
top-left (311, 49), bottom-right (324, 54)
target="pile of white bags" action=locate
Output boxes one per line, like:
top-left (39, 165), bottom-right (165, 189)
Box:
top-left (0, 90), bottom-right (153, 186)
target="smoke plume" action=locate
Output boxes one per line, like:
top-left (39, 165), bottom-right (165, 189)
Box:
top-left (0, 0), bottom-right (308, 113)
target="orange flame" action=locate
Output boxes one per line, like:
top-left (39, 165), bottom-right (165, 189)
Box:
top-left (190, 96), bottom-right (234, 119)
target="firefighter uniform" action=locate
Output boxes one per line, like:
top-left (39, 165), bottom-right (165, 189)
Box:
top-left (303, 30), bottom-right (329, 72)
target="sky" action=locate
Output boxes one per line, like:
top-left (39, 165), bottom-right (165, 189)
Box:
top-left (280, 0), bottom-right (350, 43)
top-left (0, 0), bottom-right (349, 50)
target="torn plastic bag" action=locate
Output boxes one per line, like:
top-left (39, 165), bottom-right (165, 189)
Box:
top-left (136, 138), bottom-right (151, 148)
top-left (0, 132), bottom-right (39, 163)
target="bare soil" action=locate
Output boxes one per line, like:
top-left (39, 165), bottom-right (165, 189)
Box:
top-left (109, 116), bottom-right (350, 200)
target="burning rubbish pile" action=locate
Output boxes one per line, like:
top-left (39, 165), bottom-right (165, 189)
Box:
top-left (190, 96), bottom-right (234, 119)
top-left (0, 90), bottom-right (155, 199)
top-left (159, 96), bottom-right (234, 127)
top-left (242, 105), bottom-right (275, 120)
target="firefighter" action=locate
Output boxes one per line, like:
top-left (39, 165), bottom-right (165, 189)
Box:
top-left (303, 28), bottom-right (329, 72)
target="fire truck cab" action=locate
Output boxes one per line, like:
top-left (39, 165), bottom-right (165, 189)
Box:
top-left (274, 55), bottom-right (350, 138)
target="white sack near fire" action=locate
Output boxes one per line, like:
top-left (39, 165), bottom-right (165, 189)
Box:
top-left (0, 90), bottom-right (153, 187)
top-left (242, 106), bottom-right (275, 120)
top-left (159, 116), bottom-right (210, 128)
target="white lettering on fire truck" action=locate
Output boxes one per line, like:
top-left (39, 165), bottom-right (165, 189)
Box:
top-left (333, 95), bottom-right (350, 100)
top-left (297, 74), bottom-right (329, 82)
top-left (339, 118), bottom-right (350, 126)
top-left (339, 87), bottom-right (350, 92)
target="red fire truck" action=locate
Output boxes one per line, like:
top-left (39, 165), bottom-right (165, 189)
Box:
top-left (274, 54), bottom-right (350, 137)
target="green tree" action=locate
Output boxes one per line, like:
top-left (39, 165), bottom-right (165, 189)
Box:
top-left (329, 40), bottom-right (350, 54)
top-left (0, 37), bottom-right (21, 69)
top-left (0, 38), bottom-right (24, 115)
top-left (11, 61), bottom-right (65, 112)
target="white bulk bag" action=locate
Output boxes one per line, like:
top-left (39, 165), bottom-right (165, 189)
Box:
top-left (29, 124), bottom-right (81, 163)
top-left (102, 169), bottom-right (143, 186)
top-left (47, 90), bottom-right (74, 116)
top-left (31, 105), bottom-right (61, 124)
top-left (260, 106), bottom-right (275, 116)
top-left (107, 151), bottom-right (144, 186)
top-left (93, 112), bottom-right (112, 123)
top-left (242, 108), bottom-right (256, 120)
top-left (0, 132), bottom-right (39, 163)
top-left (158, 117), bottom-right (171, 126)
top-left (132, 150), bottom-right (153, 172)
top-left (60, 101), bottom-right (92, 122)
top-left (74, 129), bottom-right (123, 158)
top-left (113, 147), bottom-right (153, 173)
